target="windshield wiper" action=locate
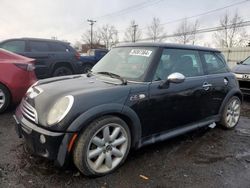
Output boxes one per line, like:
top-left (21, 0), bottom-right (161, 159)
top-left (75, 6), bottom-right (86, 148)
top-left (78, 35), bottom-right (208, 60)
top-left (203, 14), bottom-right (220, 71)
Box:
top-left (96, 71), bottom-right (127, 85)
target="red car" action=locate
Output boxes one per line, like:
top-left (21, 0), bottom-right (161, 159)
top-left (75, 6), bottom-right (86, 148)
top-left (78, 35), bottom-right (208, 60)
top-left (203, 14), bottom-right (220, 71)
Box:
top-left (0, 49), bottom-right (37, 113)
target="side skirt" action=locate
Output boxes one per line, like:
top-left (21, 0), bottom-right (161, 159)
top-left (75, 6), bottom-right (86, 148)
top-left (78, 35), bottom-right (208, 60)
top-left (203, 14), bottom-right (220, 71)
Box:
top-left (137, 115), bottom-right (220, 149)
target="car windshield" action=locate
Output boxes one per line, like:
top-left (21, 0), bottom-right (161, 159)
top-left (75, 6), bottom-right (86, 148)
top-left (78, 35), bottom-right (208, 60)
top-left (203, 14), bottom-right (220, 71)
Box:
top-left (92, 47), bottom-right (156, 82)
top-left (242, 57), bottom-right (250, 65)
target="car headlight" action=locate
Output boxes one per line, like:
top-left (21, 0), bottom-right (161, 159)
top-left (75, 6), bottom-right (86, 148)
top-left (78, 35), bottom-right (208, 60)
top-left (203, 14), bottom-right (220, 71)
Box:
top-left (234, 73), bottom-right (242, 79)
top-left (47, 95), bottom-right (74, 126)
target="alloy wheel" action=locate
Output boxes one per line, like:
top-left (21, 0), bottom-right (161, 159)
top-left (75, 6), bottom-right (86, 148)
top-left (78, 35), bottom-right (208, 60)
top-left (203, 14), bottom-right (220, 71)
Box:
top-left (87, 123), bottom-right (129, 173)
top-left (226, 98), bottom-right (241, 128)
top-left (0, 88), bottom-right (6, 109)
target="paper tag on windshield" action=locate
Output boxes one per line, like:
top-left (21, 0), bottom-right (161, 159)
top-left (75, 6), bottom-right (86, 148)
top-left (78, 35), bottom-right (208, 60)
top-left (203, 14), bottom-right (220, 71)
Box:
top-left (129, 49), bottom-right (152, 57)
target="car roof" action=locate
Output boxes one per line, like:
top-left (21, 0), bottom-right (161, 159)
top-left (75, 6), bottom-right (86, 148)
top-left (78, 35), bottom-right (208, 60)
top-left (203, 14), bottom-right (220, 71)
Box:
top-left (1, 38), bottom-right (70, 45)
top-left (117, 42), bottom-right (220, 52)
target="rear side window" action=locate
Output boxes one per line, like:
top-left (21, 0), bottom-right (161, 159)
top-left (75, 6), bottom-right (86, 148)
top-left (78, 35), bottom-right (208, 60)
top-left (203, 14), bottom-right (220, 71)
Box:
top-left (49, 42), bottom-right (69, 52)
top-left (202, 52), bottom-right (229, 74)
top-left (29, 41), bottom-right (49, 52)
top-left (0, 40), bottom-right (25, 53)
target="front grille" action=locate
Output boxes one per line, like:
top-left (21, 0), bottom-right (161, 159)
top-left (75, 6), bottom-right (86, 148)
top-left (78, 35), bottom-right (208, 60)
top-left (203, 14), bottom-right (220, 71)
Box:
top-left (239, 80), bottom-right (250, 89)
top-left (21, 100), bottom-right (38, 124)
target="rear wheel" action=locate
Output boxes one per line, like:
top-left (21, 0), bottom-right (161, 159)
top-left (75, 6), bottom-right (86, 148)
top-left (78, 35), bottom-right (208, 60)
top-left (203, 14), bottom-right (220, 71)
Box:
top-left (52, 66), bottom-right (73, 77)
top-left (73, 116), bottom-right (131, 176)
top-left (0, 84), bottom-right (11, 113)
top-left (82, 64), bottom-right (93, 73)
top-left (220, 96), bottom-right (241, 129)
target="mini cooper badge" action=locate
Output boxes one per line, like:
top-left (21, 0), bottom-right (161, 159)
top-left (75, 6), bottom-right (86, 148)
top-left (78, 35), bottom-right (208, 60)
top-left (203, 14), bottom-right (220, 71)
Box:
top-left (243, 74), bottom-right (249, 80)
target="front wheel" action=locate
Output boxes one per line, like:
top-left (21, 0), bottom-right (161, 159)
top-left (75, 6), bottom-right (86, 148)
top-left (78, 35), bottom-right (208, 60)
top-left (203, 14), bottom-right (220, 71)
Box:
top-left (73, 116), bottom-right (131, 176)
top-left (220, 96), bottom-right (241, 129)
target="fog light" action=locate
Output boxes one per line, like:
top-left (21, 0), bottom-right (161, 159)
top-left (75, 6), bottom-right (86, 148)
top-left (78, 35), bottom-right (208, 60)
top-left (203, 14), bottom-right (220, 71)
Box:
top-left (40, 134), bottom-right (46, 144)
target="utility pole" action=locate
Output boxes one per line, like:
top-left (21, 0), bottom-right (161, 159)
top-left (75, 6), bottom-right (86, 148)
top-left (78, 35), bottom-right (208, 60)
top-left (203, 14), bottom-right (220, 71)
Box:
top-left (132, 24), bottom-right (138, 43)
top-left (87, 19), bottom-right (96, 48)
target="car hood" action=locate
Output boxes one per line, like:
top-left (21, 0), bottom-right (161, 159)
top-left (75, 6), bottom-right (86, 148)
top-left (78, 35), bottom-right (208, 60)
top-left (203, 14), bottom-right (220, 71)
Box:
top-left (27, 74), bottom-right (131, 127)
top-left (232, 64), bottom-right (250, 74)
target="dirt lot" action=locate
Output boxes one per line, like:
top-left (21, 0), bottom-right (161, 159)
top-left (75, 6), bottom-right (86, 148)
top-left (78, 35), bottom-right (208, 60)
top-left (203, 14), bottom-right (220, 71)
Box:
top-left (0, 98), bottom-right (250, 188)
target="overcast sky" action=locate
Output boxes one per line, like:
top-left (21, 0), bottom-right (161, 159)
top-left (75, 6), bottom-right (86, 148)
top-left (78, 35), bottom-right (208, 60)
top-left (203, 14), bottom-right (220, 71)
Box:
top-left (1, 0), bottom-right (250, 46)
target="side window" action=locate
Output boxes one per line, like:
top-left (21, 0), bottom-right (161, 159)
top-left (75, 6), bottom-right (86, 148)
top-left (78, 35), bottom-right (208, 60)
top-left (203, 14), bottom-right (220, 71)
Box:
top-left (154, 49), bottom-right (203, 81)
top-left (0, 40), bottom-right (25, 53)
top-left (29, 41), bottom-right (49, 52)
top-left (202, 52), bottom-right (229, 74)
top-left (49, 42), bottom-right (68, 52)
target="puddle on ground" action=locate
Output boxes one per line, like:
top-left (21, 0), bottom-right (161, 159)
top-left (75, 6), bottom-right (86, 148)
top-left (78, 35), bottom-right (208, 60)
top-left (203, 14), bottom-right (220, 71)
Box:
top-left (194, 154), bottom-right (233, 165)
top-left (236, 151), bottom-right (250, 160)
top-left (236, 128), bottom-right (250, 137)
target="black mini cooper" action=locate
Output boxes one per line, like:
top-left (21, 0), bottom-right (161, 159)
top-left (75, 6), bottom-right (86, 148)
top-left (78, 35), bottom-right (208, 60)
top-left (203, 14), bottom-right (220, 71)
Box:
top-left (14, 43), bottom-right (242, 176)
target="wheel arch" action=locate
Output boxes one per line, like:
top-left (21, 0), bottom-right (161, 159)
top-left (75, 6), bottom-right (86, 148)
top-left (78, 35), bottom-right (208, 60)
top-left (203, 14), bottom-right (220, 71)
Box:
top-left (56, 104), bottom-right (142, 166)
top-left (219, 88), bottom-right (243, 116)
top-left (67, 104), bottom-right (142, 148)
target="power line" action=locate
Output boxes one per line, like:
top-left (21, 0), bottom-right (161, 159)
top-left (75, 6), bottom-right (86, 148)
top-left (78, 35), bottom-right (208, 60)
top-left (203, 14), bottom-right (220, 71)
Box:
top-left (92, 0), bottom-right (164, 20)
top-left (157, 0), bottom-right (250, 27)
top-left (121, 20), bottom-right (250, 42)
top-left (116, 0), bottom-right (250, 33)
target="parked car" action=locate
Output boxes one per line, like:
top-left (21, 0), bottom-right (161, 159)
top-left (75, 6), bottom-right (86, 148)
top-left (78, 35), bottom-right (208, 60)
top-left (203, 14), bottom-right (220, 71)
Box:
top-left (14, 43), bottom-right (242, 176)
top-left (0, 38), bottom-right (82, 79)
top-left (232, 56), bottom-right (250, 95)
top-left (0, 49), bottom-right (37, 113)
top-left (80, 49), bottom-right (108, 73)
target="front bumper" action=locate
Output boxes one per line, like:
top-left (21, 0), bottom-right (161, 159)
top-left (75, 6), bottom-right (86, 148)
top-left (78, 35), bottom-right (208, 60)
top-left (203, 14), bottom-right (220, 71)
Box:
top-left (14, 107), bottom-right (73, 166)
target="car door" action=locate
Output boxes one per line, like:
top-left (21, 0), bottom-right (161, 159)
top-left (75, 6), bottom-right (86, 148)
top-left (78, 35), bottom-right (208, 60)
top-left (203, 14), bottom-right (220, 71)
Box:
top-left (140, 48), bottom-right (208, 137)
top-left (26, 41), bottom-right (52, 79)
top-left (200, 51), bottom-right (231, 117)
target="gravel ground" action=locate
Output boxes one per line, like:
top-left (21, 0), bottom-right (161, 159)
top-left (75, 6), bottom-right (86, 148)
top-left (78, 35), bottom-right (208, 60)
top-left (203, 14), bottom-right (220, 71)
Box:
top-left (0, 98), bottom-right (250, 188)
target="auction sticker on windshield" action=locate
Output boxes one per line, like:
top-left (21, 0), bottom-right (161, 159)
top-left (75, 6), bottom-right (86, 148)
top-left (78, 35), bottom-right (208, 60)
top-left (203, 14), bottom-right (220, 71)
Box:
top-left (129, 49), bottom-right (152, 57)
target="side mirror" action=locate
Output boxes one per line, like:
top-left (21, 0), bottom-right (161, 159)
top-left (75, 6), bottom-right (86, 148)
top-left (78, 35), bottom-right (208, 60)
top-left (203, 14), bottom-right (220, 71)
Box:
top-left (237, 61), bottom-right (242, 65)
top-left (159, 72), bottom-right (185, 88)
top-left (167, 72), bottom-right (185, 83)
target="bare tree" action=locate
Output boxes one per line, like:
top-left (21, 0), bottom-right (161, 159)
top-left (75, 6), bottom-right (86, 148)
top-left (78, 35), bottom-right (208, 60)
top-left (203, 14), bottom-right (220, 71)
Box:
top-left (98, 24), bottom-right (119, 49)
top-left (147, 17), bottom-right (165, 42)
top-left (81, 30), bottom-right (101, 48)
top-left (173, 19), bottom-right (199, 45)
top-left (214, 12), bottom-right (248, 47)
top-left (124, 20), bottom-right (142, 42)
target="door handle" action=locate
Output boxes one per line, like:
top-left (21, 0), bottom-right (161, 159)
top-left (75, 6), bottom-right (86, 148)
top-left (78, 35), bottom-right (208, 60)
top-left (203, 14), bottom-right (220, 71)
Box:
top-left (202, 82), bottom-right (212, 91)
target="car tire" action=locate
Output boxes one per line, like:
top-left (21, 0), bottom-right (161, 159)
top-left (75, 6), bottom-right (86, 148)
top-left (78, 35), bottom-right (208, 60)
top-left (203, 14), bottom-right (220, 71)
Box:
top-left (0, 84), bottom-right (11, 113)
top-left (220, 96), bottom-right (241, 129)
top-left (73, 116), bottom-right (131, 177)
top-left (52, 66), bottom-right (73, 77)
top-left (82, 64), bottom-right (93, 73)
